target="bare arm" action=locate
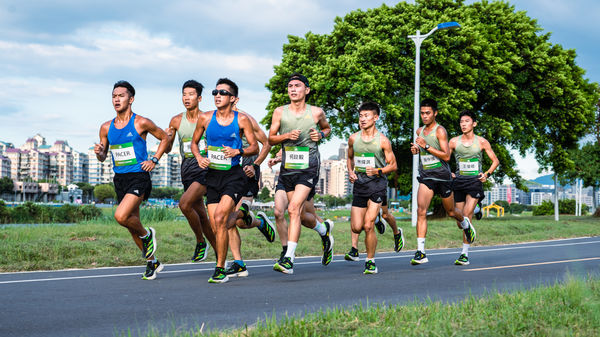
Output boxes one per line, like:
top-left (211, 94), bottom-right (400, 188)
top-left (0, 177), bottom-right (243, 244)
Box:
top-left (249, 114), bottom-right (271, 165)
top-left (164, 114), bottom-right (182, 154)
top-left (191, 111), bottom-right (210, 167)
top-left (94, 122), bottom-right (110, 162)
top-left (380, 135), bottom-right (397, 174)
top-left (479, 137), bottom-right (500, 182)
top-left (224, 114), bottom-right (258, 157)
top-left (410, 127), bottom-right (423, 155)
top-left (268, 107), bottom-right (296, 145)
top-left (309, 107), bottom-right (332, 142)
top-left (427, 126), bottom-right (451, 161)
top-left (347, 133), bottom-right (357, 183)
top-left (138, 116), bottom-right (168, 172)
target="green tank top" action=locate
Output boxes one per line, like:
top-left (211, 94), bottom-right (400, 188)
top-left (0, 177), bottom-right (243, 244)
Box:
top-left (178, 114), bottom-right (206, 158)
top-left (454, 135), bottom-right (482, 176)
top-left (418, 124), bottom-right (451, 181)
top-left (353, 130), bottom-right (387, 184)
top-left (280, 104), bottom-right (320, 172)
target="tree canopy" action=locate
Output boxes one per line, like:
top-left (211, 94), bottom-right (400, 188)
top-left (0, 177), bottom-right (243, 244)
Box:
top-left (262, 0), bottom-right (598, 192)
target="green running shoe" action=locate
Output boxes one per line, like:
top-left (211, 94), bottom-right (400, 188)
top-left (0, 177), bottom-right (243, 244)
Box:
top-left (256, 211), bottom-right (276, 243)
top-left (142, 260), bottom-right (164, 280)
top-left (225, 261), bottom-right (248, 277)
top-left (463, 219), bottom-right (477, 244)
top-left (321, 220), bottom-right (334, 266)
top-left (192, 241), bottom-right (208, 262)
top-left (141, 227), bottom-right (156, 259)
top-left (273, 256), bottom-right (294, 274)
top-left (363, 260), bottom-right (378, 274)
top-left (455, 254), bottom-right (470, 265)
top-left (239, 201), bottom-right (255, 227)
top-left (345, 247), bottom-right (359, 261)
top-left (208, 267), bottom-right (229, 284)
top-left (374, 211), bottom-right (386, 234)
top-left (411, 250), bottom-right (429, 265)
top-left (394, 228), bottom-right (405, 252)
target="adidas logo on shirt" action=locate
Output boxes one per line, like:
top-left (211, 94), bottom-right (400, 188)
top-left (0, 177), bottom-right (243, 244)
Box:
top-left (126, 132), bottom-right (133, 137)
top-left (230, 133), bottom-right (236, 138)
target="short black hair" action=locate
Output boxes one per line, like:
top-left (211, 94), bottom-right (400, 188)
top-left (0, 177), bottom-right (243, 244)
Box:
top-left (420, 98), bottom-right (438, 111)
top-left (182, 80), bottom-right (204, 96)
top-left (288, 72), bottom-right (310, 87)
top-left (216, 78), bottom-right (238, 97)
top-left (459, 110), bottom-right (477, 122)
top-left (358, 102), bottom-right (380, 115)
top-left (113, 80), bottom-right (135, 97)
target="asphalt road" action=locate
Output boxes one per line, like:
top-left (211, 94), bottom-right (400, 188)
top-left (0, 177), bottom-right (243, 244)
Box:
top-left (1, 237), bottom-right (599, 337)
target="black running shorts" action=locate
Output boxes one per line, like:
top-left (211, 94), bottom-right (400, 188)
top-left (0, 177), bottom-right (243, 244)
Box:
top-left (113, 172), bottom-right (152, 204)
top-left (418, 176), bottom-right (453, 198)
top-left (241, 164), bottom-right (260, 198)
top-left (452, 176), bottom-right (485, 203)
top-left (205, 165), bottom-right (246, 205)
top-left (181, 157), bottom-right (208, 191)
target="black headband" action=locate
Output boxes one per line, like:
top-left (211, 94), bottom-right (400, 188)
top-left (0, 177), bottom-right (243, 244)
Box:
top-left (288, 74), bottom-right (310, 87)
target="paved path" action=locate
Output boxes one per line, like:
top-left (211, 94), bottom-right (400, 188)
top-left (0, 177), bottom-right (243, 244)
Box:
top-left (1, 237), bottom-right (598, 336)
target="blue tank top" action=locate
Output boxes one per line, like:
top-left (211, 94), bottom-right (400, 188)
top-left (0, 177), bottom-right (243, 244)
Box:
top-left (205, 110), bottom-right (242, 169)
top-left (107, 113), bottom-right (148, 174)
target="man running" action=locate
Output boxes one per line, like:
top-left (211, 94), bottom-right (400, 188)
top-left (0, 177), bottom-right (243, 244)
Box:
top-left (94, 80), bottom-right (169, 280)
top-left (225, 98), bottom-right (276, 278)
top-left (191, 78), bottom-right (258, 283)
top-left (164, 80), bottom-right (216, 262)
top-left (449, 110), bottom-right (499, 265)
top-left (346, 102), bottom-right (397, 274)
top-left (409, 99), bottom-right (475, 265)
top-left (269, 73), bottom-right (334, 274)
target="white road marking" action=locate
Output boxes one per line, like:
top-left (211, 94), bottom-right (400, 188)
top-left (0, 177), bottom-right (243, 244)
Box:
top-left (463, 257), bottom-right (600, 272)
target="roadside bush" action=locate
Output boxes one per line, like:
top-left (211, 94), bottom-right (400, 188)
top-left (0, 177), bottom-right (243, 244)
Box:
top-left (0, 202), bottom-right (103, 224)
top-left (533, 200), bottom-right (554, 216)
top-left (510, 203), bottom-right (526, 214)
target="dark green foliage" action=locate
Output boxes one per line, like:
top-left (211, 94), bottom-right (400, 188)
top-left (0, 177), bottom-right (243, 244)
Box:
top-left (93, 184), bottom-right (116, 203)
top-left (0, 202), bottom-right (102, 224)
top-left (0, 177), bottom-right (14, 194)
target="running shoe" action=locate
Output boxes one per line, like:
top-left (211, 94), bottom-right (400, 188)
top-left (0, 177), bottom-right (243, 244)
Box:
top-left (256, 211), bottom-right (276, 243)
top-left (475, 202), bottom-right (483, 220)
top-left (142, 260), bottom-right (164, 280)
top-left (141, 227), bottom-right (156, 259)
top-left (239, 201), bottom-right (255, 227)
top-left (279, 248), bottom-right (287, 261)
top-left (363, 260), bottom-right (378, 274)
top-left (463, 218), bottom-right (477, 244)
top-left (411, 250), bottom-right (429, 265)
top-left (345, 247), bottom-right (359, 261)
top-left (208, 267), bottom-right (229, 284)
top-left (394, 228), bottom-right (405, 252)
top-left (192, 241), bottom-right (208, 262)
top-left (374, 212), bottom-right (386, 234)
top-left (273, 256), bottom-right (294, 274)
top-left (225, 261), bottom-right (249, 277)
top-left (321, 219), bottom-right (335, 266)
top-left (454, 254), bottom-right (470, 265)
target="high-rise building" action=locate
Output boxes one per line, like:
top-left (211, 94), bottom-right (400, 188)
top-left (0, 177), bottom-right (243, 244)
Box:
top-left (0, 154), bottom-right (10, 178)
top-left (260, 168), bottom-right (277, 196)
top-left (149, 144), bottom-right (182, 188)
top-left (338, 142), bottom-right (348, 160)
top-left (322, 159), bottom-right (349, 197)
top-left (87, 146), bottom-right (113, 185)
top-left (72, 151), bottom-right (89, 184)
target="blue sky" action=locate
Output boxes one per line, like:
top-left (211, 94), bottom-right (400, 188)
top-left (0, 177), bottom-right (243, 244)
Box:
top-left (0, 0), bottom-right (598, 180)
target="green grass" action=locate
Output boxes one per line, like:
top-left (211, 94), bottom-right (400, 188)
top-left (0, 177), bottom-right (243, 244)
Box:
top-left (0, 212), bottom-right (599, 272)
top-left (135, 275), bottom-right (600, 337)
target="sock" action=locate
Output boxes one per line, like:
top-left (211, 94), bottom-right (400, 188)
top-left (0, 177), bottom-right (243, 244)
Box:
top-left (417, 237), bottom-right (425, 252)
top-left (366, 258), bottom-right (375, 263)
top-left (139, 229), bottom-right (150, 239)
top-left (284, 241), bottom-right (297, 261)
top-left (460, 218), bottom-right (470, 229)
top-left (282, 245), bottom-right (287, 253)
top-left (148, 258), bottom-right (157, 263)
top-left (462, 244), bottom-right (470, 256)
top-left (312, 220), bottom-right (327, 236)
top-left (474, 204), bottom-right (481, 214)
top-left (234, 259), bottom-right (245, 266)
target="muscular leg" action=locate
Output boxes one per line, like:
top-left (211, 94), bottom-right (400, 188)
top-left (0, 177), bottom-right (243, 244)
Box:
top-left (227, 197), bottom-right (254, 261)
top-left (364, 201), bottom-right (381, 259)
top-left (178, 182), bottom-right (207, 243)
top-left (207, 195), bottom-right (236, 268)
top-left (114, 193), bottom-right (148, 255)
top-left (286, 185), bottom-right (312, 244)
top-left (442, 193), bottom-right (465, 222)
top-left (416, 184), bottom-right (434, 239)
top-left (382, 205), bottom-right (399, 235)
top-left (274, 189), bottom-right (289, 246)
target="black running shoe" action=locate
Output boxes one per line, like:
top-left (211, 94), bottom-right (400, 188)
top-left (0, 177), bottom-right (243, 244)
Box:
top-left (475, 202), bottom-right (483, 220)
top-left (273, 256), bottom-right (294, 274)
top-left (363, 260), bottom-right (378, 274)
top-left (256, 211), bottom-right (276, 242)
top-left (411, 250), bottom-right (429, 265)
top-left (192, 241), bottom-right (208, 262)
top-left (394, 228), bottom-right (405, 252)
top-left (321, 220), bottom-right (334, 265)
top-left (374, 212), bottom-right (386, 234)
top-left (454, 254), bottom-right (469, 265)
top-left (239, 201), bottom-right (255, 227)
top-left (463, 218), bottom-right (477, 244)
top-left (208, 267), bottom-right (229, 284)
top-left (142, 260), bottom-right (164, 280)
top-left (345, 247), bottom-right (359, 261)
top-left (225, 261), bottom-right (248, 277)
top-left (141, 227), bottom-right (156, 259)
top-left (279, 248), bottom-right (287, 261)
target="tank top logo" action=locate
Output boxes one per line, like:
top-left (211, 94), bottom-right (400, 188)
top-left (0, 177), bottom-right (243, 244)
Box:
top-left (284, 146), bottom-right (309, 169)
top-left (110, 142), bottom-right (137, 166)
top-left (354, 153), bottom-right (375, 172)
top-left (459, 158), bottom-right (479, 176)
top-left (208, 145), bottom-right (232, 170)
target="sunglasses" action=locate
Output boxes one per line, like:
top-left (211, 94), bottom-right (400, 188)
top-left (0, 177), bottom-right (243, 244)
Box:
top-left (212, 89), bottom-right (233, 96)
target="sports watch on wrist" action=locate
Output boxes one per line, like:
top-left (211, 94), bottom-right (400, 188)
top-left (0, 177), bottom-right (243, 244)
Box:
top-left (239, 148), bottom-right (244, 156)
top-left (378, 168), bottom-right (383, 177)
top-left (425, 144), bottom-right (430, 150)
top-left (151, 157), bottom-right (159, 164)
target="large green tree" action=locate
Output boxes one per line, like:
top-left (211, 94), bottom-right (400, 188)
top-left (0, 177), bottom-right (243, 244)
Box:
top-left (262, 0), bottom-right (598, 193)
top-left (93, 184), bottom-right (116, 203)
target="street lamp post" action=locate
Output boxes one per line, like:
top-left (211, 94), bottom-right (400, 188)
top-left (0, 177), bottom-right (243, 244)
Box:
top-left (408, 22), bottom-right (461, 227)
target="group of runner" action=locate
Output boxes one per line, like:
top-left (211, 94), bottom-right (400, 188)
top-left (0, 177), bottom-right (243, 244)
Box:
top-left (94, 73), bottom-right (498, 283)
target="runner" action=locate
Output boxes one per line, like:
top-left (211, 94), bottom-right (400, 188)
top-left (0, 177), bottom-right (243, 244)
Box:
top-left (346, 102), bottom-right (397, 274)
top-left (94, 80), bottom-right (169, 280)
top-left (164, 80), bottom-right (216, 262)
top-left (191, 78), bottom-right (258, 283)
top-left (269, 73), bottom-right (334, 274)
top-left (449, 110), bottom-right (499, 265)
top-left (409, 98), bottom-right (475, 265)
top-left (345, 195), bottom-right (405, 261)
top-left (225, 97), bottom-right (276, 278)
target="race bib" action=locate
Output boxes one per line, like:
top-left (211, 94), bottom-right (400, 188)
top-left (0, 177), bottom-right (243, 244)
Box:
top-left (284, 146), bottom-right (309, 169)
top-left (459, 158), bottom-right (480, 176)
top-left (354, 152), bottom-right (375, 173)
top-left (420, 153), bottom-right (442, 170)
top-left (110, 142), bottom-right (137, 166)
top-left (182, 137), bottom-right (207, 158)
top-left (208, 146), bottom-right (232, 170)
